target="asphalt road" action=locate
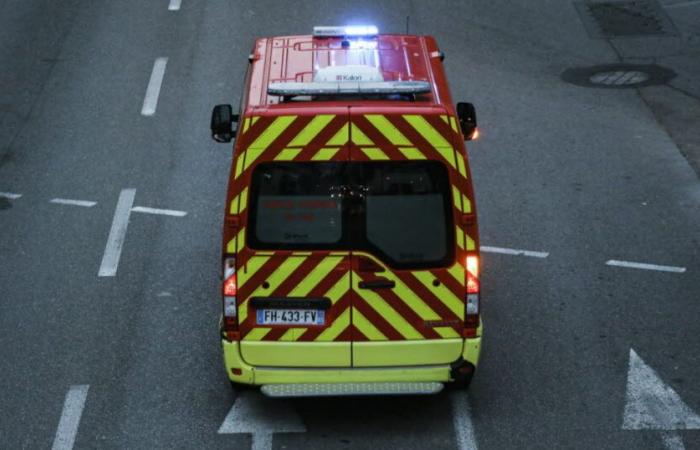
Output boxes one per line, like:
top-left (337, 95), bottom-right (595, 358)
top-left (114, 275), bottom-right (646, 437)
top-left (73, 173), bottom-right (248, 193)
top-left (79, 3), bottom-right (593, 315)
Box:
top-left (1, 1), bottom-right (699, 449)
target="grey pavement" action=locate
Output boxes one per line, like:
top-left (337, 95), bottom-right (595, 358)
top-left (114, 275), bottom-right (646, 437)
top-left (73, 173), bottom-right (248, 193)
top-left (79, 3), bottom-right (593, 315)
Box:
top-left (1, 1), bottom-right (699, 449)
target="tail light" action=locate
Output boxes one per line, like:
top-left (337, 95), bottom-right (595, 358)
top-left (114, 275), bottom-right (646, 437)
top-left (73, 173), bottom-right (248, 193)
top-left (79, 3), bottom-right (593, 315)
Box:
top-left (464, 254), bottom-right (480, 335)
top-left (222, 257), bottom-right (239, 340)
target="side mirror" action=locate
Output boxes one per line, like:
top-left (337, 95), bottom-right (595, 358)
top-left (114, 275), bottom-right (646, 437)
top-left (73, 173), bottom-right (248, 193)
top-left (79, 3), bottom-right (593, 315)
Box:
top-left (456, 102), bottom-right (478, 141)
top-left (210, 104), bottom-right (239, 143)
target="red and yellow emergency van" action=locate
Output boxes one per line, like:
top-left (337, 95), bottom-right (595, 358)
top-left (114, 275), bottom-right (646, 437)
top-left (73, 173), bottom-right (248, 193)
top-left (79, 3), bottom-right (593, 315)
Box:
top-left (210, 26), bottom-right (481, 397)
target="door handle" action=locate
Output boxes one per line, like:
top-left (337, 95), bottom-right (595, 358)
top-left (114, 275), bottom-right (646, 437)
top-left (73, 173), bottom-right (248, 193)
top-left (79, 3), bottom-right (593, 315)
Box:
top-left (358, 279), bottom-right (395, 289)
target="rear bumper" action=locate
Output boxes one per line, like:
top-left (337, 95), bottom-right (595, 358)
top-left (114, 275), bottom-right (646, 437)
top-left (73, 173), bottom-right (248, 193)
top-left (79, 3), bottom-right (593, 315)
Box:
top-left (222, 336), bottom-right (482, 385)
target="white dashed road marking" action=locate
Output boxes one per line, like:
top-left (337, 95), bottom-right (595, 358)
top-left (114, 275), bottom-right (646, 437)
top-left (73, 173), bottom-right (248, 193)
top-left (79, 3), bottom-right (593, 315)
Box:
top-left (451, 390), bottom-right (478, 450)
top-left (622, 349), bottom-right (700, 449)
top-left (0, 192), bottom-right (22, 199)
top-left (480, 245), bottom-right (549, 258)
top-left (168, 0), bottom-right (182, 10)
top-left (52, 385), bottom-right (89, 450)
top-left (131, 206), bottom-right (187, 217)
top-left (219, 390), bottom-right (305, 450)
top-left (141, 57), bottom-right (168, 116)
top-left (606, 260), bottom-right (686, 273)
top-left (50, 198), bottom-right (97, 208)
top-left (99, 188), bottom-right (136, 277)
top-left (662, 432), bottom-right (686, 450)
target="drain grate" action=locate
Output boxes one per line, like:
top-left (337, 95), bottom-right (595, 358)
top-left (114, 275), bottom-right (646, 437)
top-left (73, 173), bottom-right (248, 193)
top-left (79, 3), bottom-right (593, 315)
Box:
top-left (589, 70), bottom-right (650, 85)
top-left (574, 0), bottom-right (678, 38)
top-left (561, 64), bottom-right (675, 88)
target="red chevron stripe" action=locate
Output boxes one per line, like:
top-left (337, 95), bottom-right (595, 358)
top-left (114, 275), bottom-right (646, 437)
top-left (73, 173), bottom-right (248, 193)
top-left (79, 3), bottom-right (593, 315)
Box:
top-left (356, 272), bottom-right (440, 339)
top-left (395, 271), bottom-right (462, 322)
top-left (270, 254), bottom-right (322, 297)
top-left (296, 293), bottom-right (352, 341)
top-left (351, 295), bottom-right (405, 340)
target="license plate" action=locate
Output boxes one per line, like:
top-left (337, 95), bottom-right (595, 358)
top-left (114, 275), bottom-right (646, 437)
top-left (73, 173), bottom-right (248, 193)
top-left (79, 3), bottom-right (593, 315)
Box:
top-left (256, 309), bottom-right (325, 325)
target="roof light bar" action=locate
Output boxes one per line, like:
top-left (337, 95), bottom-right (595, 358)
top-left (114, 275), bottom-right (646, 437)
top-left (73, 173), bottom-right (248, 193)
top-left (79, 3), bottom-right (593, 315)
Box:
top-left (313, 25), bottom-right (379, 37)
top-left (268, 81), bottom-right (431, 96)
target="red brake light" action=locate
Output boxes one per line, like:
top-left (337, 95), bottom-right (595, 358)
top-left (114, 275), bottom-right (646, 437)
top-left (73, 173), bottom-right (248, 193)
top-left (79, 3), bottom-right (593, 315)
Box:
top-left (464, 254), bottom-right (480, 331)
top-left (222, 257), bottom-right (239, 340)
top-left (466, 255), bottom-right (479, 294)
top-left (223, 275), bottom-right (237, 296)
top-left (466, 255), bottom-right (479, 278)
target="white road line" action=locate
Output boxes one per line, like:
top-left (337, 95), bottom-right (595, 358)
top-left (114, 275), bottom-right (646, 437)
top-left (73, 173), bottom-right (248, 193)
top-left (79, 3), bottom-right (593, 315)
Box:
top-left (50, 198), bottom-right (97, 208)
top-left (480, 245), bottom-right (549, 258)
top-left (99, 189), bottom-right (136, 277)
top-left (0, 192), bottom-right (22, 199)
top-left (666, 0), bottom-right (700, 8)
top-left (168, 0), bottom-right (182, 10)
top-left (606, 260), bottom-right (686, 273)
top-left (141, 57), bottom-right (168, 116)
top-left (131, 206), bottom-right (187, 217)
top-left (662, 432), bottom-right (686, 450)
top-left (52, 385), bottom-right (89, 450)
top-left (451, 391), bottom-right (478, 450)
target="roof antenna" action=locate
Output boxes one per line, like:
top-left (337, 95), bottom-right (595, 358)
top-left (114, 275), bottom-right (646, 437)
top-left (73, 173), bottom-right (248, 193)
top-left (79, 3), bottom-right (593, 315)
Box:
top-left (406, 15), bottom-right (410, 34)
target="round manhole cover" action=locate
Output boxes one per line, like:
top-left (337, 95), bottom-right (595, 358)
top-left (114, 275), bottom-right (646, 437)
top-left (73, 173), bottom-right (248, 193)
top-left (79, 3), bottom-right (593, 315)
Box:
top-left (561, 64), bottom-right (675, 88)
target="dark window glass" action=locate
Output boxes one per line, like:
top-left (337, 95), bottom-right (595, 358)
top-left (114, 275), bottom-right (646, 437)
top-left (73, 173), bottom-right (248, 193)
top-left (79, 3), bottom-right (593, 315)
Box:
top-left (248, 161), bottom-right (454, 269)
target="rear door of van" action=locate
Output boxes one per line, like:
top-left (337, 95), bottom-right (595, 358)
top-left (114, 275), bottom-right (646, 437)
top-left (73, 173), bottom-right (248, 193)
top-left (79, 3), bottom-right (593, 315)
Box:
top-left (230, 109), bottom-right (354, 367)
top-left (347, 108), bottom-right (473, 367)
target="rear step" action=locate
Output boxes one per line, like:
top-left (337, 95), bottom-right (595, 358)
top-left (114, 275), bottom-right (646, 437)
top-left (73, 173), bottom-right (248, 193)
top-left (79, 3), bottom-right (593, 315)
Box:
top-left (261, 382), bottom-right (443, 397)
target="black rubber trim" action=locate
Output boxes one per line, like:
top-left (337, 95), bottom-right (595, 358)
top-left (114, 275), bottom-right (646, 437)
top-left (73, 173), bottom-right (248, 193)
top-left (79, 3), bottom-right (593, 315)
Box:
top-left (358, 279), bottom-right (396, 289)
top-left (250, 297), bottom-right (331, 310)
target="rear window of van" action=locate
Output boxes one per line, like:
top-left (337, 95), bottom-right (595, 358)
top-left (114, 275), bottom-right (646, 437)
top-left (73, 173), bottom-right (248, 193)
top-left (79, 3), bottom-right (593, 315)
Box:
top-left (248, 161), bottom-right (454, 269)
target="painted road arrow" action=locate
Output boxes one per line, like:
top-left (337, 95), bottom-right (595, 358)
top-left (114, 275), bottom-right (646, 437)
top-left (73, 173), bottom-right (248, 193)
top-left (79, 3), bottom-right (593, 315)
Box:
top-left (622, 349), bottom-right (700, 449)
top-left (218, 390), bottom-right (306, 450)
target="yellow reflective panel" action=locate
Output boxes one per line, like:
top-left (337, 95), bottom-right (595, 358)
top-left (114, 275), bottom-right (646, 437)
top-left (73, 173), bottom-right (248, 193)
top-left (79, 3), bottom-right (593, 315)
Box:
top-left (362, 147), bottom-right (390, 160)
top-left (326, 123), bottom-right (349, 146)
top-left (229, 193), bottom-right (239, 215)
top-left (381, 271), bottom-right (440, 321)
top-left (412, 271), bottom-right (463, 318)
top-left (434, 326), bottom-right (460, 338)
top-left (238, 255), bottom-right (271, 288)
top-left (448, 262), bottom-right (465, 286)
top-left (466, 234), bottom-right (476, 251)
top-left (243, 117), bottom-right (251, 134)
top-left (351, 123), bottom-right (375, 146)
top-left (403, 114), bottom-right (451, 147)
top-left (456, 153), bottom-right (467, 178)
top-left (226, 238), bottom-right (236, 253)
top-left (235, 228), bottom-right (246, 253)
top-left (288, 256), bottom-right (344, 297)
top-left (280, 328), bottom-right (300, 342)
top-left (365, 115), bottom-right (412, 146)
top-left (234, 151), bottom-right (246, 179)
top-left (324, 272), bottom-right (350, 304)
top-left (239, 187), bottom-right (249, 214)
top-left (316, 308), bottom-right (351, 341)
top-left (450, 116), bottom-right (459, 133)
top-left (452, 185), bottom-right (463, 212)
top-left (398, 147), bottom-right (426, 160)
top-left (455, 226), bottom-right (465, 250)
top-left (243, 327), bottom-right (271, 341)
top-left (251, 116), bottom-right (260, 126)
top-left (248, 257), bottom-right (306, 298)
top-left (352, 308), bottom-right (387, 341)
top-left (462, 194), bottom-right (472, 213)
top-left (245, 116), bottom-right (298, 169)
top-left (354, 276), bottom-right (423, 340)
top-left (274, 148), bottom-right (302, 161)
top-left (311, 147), bottom-right (339, 161)
top-left (287, 115), bottom-right (335, 147)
